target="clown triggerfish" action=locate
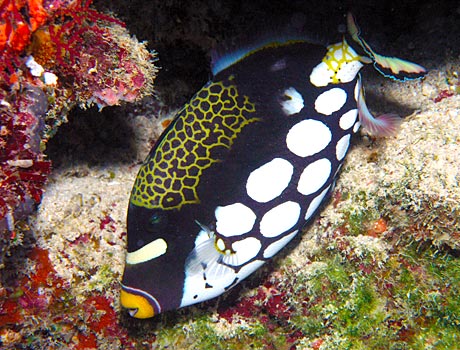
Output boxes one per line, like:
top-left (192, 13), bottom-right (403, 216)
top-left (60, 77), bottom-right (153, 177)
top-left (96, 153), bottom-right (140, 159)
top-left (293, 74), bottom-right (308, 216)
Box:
top-left (120, 14), bottom-right (426, 318)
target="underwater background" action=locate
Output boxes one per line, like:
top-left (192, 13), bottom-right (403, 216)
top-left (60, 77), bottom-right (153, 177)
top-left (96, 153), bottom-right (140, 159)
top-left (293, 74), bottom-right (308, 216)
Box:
top-left (0, 0), bottom-right (459, 348)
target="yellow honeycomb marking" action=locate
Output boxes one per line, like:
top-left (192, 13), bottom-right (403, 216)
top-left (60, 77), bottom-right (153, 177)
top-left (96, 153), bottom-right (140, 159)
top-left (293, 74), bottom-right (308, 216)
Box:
top-left (323, 39), bottom-right (370, 84)
top-left (131, 77), bottom-right (258, 209)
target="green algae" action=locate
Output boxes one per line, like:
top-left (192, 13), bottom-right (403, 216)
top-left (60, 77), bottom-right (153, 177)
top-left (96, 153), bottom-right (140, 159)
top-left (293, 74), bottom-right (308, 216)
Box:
top-left (142, 238), bottom-right (459, 349)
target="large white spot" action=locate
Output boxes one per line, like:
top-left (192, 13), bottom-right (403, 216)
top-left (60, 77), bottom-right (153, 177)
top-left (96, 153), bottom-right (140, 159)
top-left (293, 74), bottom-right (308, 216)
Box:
top-left (305, 185), bottom-right (331, 221)
top-left (260, 201), bottom-right (301, 238)
top-left (336, 61), bottom-right (363, 83)
top-left (297, 158), bottom-right (331, 195)
top-left (336, 134), bottom-right (351, 161)
top-left (314, 88), bottom-right (347, 115)
top-left (126, 238), bottom-right (168, 265)
top-left (263, 230), bottom-right (298, 258)
top-left (215, 203), bottom-right (256, 237)
top-left (246, 158), bottom-right (293, 203)
top-left (236, 260), bottom-right (265, 281)
top-left (310, 61), bottom-right (332, 87)
top-left (280, 87), bottom-right (304, 115)
top-left (286, 119), bottom-right (332, 157)
top-left (339, 109), bottom-right (358, 130)
top-left (225, 237), bottom-right (261, 266)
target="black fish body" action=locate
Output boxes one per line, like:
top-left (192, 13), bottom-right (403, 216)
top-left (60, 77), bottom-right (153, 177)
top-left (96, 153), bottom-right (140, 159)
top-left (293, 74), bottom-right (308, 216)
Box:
top-left (120, 15), bottom-right (426, 318)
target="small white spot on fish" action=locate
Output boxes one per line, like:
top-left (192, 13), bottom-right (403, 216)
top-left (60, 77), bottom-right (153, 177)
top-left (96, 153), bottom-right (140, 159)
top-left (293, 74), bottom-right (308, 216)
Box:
top-left (339, 109), bottom-right (358, 130)
top-left (280, 87), bottom-right (304, 115)
top-left (270, 58), bottom-right (287, 71)
top-left (227, 237), bottom-right (261, 266)
top-left (305, 185), bottom-right (331, 221)
top-left (336, 134), bottom-right (351, 161)
top-left (263, 230), bottom-right (298, 258)
top-left (309, 61), bottom-right (332, 87)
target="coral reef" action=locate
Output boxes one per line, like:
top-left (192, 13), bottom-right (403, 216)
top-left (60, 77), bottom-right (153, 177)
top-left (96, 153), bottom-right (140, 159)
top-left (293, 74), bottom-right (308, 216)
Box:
top-left (1, 54), bottom-right (456, 350)
top-left (0, 0), bottom-right (158, 265)
top-left (0, 0), bottom-right (459, 349)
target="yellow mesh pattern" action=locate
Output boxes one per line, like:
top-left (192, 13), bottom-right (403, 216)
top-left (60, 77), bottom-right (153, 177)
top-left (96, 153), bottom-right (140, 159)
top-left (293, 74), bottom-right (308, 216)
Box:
top-left (323, 39), bottom-right (365, 84)
top-left (131, 76), bottom-right (258, 209)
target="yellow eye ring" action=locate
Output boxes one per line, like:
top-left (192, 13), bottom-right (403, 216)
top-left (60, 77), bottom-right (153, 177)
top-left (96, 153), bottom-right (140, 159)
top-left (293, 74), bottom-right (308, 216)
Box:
top-left (214, 237), bottom-right (234, 255)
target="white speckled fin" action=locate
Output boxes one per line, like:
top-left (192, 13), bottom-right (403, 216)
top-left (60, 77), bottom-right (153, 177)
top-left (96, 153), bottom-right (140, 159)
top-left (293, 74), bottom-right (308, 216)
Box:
top-left (185, 222), bottom-right (221, 274)
top-left (181, 225), bottom-right (239, 307)
top-left (185, 234), bottom-right (218, 274)
top-left (347, 13), bottom-right (427, 81)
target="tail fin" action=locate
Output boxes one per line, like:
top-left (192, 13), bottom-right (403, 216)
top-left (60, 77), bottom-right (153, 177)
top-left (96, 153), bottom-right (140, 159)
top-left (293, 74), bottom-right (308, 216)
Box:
top-left (347, 13), bottom-right (427, 81)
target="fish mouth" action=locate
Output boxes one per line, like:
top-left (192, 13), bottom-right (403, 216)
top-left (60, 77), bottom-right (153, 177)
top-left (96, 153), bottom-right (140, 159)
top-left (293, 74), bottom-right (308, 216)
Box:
top-left (128, 308), bottom-right (138, 317)
top-left (120, 285), bottom-right (161, 319)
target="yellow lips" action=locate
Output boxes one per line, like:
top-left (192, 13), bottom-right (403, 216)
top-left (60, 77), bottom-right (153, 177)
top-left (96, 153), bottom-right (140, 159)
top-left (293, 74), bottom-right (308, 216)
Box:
top-left (120, 289), bottom-right (155, 319)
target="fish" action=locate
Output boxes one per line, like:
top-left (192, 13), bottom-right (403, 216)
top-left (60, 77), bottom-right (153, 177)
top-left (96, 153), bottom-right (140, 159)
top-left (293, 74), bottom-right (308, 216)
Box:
top-left (120, 13), bottom-right (426, 318)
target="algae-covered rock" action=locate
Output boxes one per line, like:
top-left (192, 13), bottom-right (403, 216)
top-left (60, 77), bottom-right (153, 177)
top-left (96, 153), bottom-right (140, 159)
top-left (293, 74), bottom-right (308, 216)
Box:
top-left (1, 0), bottom-right (459, 349)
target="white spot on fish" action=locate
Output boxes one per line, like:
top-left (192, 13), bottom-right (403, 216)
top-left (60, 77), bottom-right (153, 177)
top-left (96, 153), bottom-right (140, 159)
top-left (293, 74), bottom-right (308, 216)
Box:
top-left (260, 201), bottom-right (301, 238)
top-left (263, 230), bottom-right (298, 258)
top-left (271, 58), bottom-right (287, 71)
top-left (215, 203), bottom-right (256, 237)
top-left (305, 185), bottom-right (331, 221)
top-left (297, 158), bottom-right (331, 195)
top-left (126, 238), bottom-right (168, 265)
top-left (280, 87), bottom-right (304, 115)
top-left (336, 134), bottom-right (351, 161)
top-left (353, 121), bottom-right (361, 133)
top-left (339, 109), bottom-right (358, 130)
top-left (354, 79), bottom-right (361, 101)
top-left (310, 61), bottom-right (332, 87)
top-left (286, 119), bottom-right (332, 157)
top-left (246, 158), bottom-right (293, 203)
top-left (226, 237), bottom-right (261, 266)
top-left (235, 260), bottom-right (265, 282)
top-left (314, 88), bottom-right (347, 115)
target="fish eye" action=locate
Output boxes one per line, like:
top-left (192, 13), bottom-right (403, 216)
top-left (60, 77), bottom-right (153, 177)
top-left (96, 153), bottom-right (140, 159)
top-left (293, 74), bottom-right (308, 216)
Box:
top-left (150, 213), bottom-right (161, 224)
top-left (146, 211), bottom-right (168, 232)
top-left (149, 212), bottom-right (162, 225)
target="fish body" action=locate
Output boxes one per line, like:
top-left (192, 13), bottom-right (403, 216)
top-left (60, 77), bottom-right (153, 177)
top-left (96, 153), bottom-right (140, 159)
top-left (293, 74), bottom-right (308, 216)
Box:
top-left (121, 14), bottom-right (426, 318)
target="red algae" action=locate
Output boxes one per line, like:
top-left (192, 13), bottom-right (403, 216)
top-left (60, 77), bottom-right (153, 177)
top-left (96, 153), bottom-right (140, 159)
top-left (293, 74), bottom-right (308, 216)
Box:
top-left (76, 332), bottom-right (97, 349)
top-left (433, 89), bottom-right (454, 103)
top-left (218, 277), bottom-right (295, 324)
top-left (85, 295), bottom-right (118, 335)
top-left (99, 214), bottom-right (115, 231)
top-left (0, 299), bottom-right (22, 327)
top-left (0, 0), bottom-right (157, 262)
top-left (0, 246), bottom-right (134, 349)
top-left (0, 248), bottom-right (65, 328)
top-left (0, 0), bottom-right (48, 53)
